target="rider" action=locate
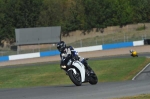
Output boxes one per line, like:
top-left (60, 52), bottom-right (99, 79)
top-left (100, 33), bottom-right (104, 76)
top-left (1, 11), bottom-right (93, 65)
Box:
top-left (56, 41), bottom-right (92, 72)
top-left (129, 49), bottom-right (138, 57)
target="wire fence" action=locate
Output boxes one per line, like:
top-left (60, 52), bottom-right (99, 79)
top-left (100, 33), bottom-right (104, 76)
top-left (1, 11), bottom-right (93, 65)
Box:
top-left (0, 23), bottom-right (150, 56)
top-left (0, 33), bottom-right (149, 56)
top-left (67, 34), bottom-right (148, 48)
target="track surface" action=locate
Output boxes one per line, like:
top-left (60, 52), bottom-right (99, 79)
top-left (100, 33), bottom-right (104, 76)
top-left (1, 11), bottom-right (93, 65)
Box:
top-left (0, 80), bottom-right (150, 99)
top-left (0, 46), bottom-right (150, 99)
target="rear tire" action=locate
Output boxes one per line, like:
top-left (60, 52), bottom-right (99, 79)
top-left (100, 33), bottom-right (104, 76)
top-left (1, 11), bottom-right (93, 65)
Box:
top-left (89, 69), bottom-right (98, 85)
top-left (68, 69), bottom-right (82, 86)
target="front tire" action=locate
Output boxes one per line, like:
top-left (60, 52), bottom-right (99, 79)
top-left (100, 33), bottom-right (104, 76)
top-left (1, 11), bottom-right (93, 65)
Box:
top-left (68, 69), bottom-right (82, 86)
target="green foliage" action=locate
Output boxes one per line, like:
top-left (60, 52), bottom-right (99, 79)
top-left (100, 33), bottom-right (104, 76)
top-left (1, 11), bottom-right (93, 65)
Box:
top-left (130, 0), bottom-right (150, 23)
top-left (115, 94), bottom-right (150, 99)
top-left (0, 0), bottom-right (42, 41)
top-left (0, 0), bottom-right (150, 41)
top-left (115, 0), bottom-right (133, 27)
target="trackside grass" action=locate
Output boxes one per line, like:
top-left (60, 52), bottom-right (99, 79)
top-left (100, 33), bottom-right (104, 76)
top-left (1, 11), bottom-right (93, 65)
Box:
top-left (0, 57), bottom-right (150, 89)
top-left (113, 94), bottom-right (150, 99)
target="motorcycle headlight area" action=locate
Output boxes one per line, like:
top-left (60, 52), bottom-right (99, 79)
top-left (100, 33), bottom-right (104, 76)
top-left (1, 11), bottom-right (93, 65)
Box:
top-left (61, 65), bottom-right (66, 69)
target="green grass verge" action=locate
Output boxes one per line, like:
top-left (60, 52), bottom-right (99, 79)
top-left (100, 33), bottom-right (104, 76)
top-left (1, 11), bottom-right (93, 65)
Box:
top-left (0, 57), bottom-right (150, 89)
top-left (113, 94), bottom-right (150, 99)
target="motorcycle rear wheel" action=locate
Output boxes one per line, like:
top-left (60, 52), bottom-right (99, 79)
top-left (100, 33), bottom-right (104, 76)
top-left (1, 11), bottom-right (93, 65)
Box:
top-left (89, 69), bottom-right (98, 85)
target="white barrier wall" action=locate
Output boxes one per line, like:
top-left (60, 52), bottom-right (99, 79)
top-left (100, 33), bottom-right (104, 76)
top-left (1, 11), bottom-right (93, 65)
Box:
top-left (0, 40), bottom-right (145, 62)
top-left (133, 40), bottom-right (144, 46)
top-left (9, 53), bottom-right (40, 61)
top-left (75, 45), bottom-right (102, 52)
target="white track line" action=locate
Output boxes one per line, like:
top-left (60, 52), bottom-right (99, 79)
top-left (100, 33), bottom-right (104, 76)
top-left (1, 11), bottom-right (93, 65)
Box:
top-left (132, 63), bottom-right (150, 80)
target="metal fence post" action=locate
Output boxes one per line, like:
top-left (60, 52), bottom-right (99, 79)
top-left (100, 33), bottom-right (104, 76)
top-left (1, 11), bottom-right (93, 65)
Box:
top-left (145, 34), bottom-right (147, 39)
top-left (17, 45), bottom-right (19, 54)
top-left (124, 32), bottom-right (126, 42)
top-left (80, 40), bottom-right (82, 47)
top-left (96, 38), bottom-right (97, 45)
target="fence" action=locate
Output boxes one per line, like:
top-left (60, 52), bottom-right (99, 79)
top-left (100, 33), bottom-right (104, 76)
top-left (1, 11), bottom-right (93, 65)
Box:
top-left (0, 23), bottom-right (150, 56)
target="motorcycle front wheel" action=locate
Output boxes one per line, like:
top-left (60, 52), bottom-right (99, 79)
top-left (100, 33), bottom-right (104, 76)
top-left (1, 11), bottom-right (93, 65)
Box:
top-left (68, 69), bottom-right (82, 86)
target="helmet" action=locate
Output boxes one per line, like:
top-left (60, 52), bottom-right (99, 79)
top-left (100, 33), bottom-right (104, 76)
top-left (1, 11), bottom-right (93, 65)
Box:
top-left (57, 41), bottom-right (66, 52)
top-left (129, 49), bottom-right (133, 53)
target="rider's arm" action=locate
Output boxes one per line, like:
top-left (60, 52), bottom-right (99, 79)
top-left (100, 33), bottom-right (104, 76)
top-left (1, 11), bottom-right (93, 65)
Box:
top-left (60, 53), bottom-right (65, 66)
top-left (69, 46), bottom-right (80, 60)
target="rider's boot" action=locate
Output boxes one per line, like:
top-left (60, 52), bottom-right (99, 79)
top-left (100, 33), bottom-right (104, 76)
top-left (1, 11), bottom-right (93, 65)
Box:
top-left (86, 65), bottom-right (94, 74)
top-left (83, 62), bottom-right (94, 74)
top-left (81, 58), bottom-right (94, 75)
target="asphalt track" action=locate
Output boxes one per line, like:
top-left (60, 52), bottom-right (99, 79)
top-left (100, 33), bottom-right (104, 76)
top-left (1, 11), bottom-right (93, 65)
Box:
top-left (0, 54), bottom-right (150, 99)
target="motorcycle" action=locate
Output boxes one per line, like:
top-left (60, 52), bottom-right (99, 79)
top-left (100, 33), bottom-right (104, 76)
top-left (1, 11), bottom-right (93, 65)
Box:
top-left (130, 50), bottom-right (138, 57)
top-left (61, 51), bottom-right (98, 86)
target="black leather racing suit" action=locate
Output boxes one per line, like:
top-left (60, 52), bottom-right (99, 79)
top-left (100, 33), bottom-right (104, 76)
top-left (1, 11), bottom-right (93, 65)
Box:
top-left (59, 46), bottom-right (91, 72)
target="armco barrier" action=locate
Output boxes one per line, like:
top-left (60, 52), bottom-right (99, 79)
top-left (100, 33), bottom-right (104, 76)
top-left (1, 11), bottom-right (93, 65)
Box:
top-left (0, 56), bottom-right (9, 62)
top-left (102, 42), bottom-right (133, 50)
top-left (133, 40), bottom-right (144, 46)
top-left (75, 45), bottom-right (102, 52)
top-left (40, 50), bottom-right (60, 57)
top-left (0, 40), bottom-right (144, 62)
top-left (9, 52), bottom-right (40, 61)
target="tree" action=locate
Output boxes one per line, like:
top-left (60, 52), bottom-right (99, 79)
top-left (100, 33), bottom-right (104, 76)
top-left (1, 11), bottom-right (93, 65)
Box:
top-left (64, 0), bottom-right (85, 31)
top-left (17, 0), bottom-right (43, 27)
top-left (131, 0), bottom-right (150, 23)
top-left (110, 0), bottom-right (133, 27)
top-left (37, 0), bottom-right (68, 26)
top-left (0, 0), bottom-right (43, 43)
top-left (0, 0), bottom-right (5, 40)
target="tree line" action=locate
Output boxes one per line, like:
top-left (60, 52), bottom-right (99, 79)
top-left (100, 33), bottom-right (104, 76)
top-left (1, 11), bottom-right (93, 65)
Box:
top-left (0, 0), bottom-right (150, 43)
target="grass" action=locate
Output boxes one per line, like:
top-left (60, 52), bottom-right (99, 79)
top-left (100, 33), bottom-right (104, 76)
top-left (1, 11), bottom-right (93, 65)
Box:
top-left (113, 94), bottom-right (150, 99)
top-left (0, 57), bottom-right (150, 89)
top-left (0, 64), bottom-right (71, 88)
top-left (136, 25), bottom-right (146, 31)
top-left (90, 57), bottom-right (150, 82)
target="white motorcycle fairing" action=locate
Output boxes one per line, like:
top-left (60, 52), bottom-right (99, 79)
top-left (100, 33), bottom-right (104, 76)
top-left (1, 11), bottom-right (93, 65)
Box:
top-left (68, 60), bottom-right (86, 82)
